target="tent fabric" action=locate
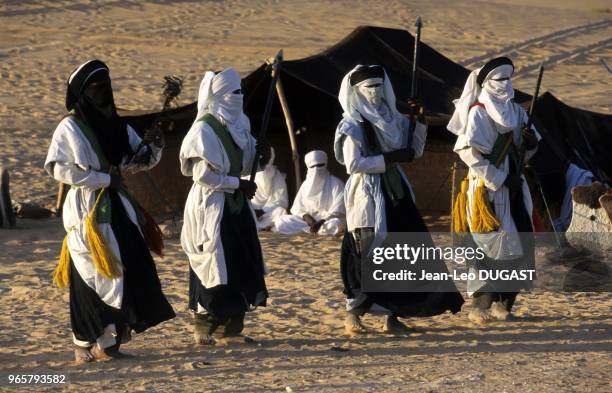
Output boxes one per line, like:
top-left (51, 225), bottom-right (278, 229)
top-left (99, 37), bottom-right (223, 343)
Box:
top-left (118, 26), bottom-right (610, 216)
top-left (530, 92), bottom-right (612, 184)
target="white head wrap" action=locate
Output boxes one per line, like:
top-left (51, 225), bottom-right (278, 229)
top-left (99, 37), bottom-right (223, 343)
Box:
top-left (252, 147), bottom-right (279, 207)
top-left (194, 68), bottom-right (251, 149)
top-left (302, 150), bottom-right (329, 201)
top-left (448, 63), bottom-right (519, 135)
top-left (338, 65), bottom-right (405, 151)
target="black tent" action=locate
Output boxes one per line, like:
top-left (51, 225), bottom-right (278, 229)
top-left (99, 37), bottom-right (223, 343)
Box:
top-left (530, 92), bottom-right (612, 184)
top-left (122, 25), bottom-right (530, 215)
top-left (241, 25), bottom-right (530, 193)
top-left (120, 26), bottom-right (609, 217)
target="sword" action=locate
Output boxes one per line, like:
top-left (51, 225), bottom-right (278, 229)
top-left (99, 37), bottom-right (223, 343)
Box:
top-left (406, 16), bottom-right (423, 153)
top-left (518, 63), bottom-right (544, 171)
top-left (249, 49), bottom-right (283, 182)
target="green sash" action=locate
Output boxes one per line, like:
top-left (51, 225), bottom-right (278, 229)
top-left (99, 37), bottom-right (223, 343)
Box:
top-left (362, 120), bottom-right (405, 206)
top-left (483, 132), bottom-right (518, 169)
top-left (69, 114), bottom-right (144, 225)
top-left (199, 113), bottom-right (245, 215)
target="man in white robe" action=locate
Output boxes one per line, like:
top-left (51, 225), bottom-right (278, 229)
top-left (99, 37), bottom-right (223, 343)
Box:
top-left (448, 57), bottom-right (540, 325)
top-left (275, 150), bottom-right (346, 236)
top-left (242, 147), bottom-right (289, 231)
top-left (180, 68), bottom-right (270, 345)
top-left (335, 65), bottom-right (464, 336)
top-left (45, 59), bottom-right (175, 364)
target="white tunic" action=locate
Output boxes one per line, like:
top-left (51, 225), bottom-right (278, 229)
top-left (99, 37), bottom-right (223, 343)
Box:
top-left (180, 117), bottom-right (266, 288)
top-left (337, 116), bottom-right (426, 231)
top-left (275, 172), bottom-right (346, 236)
top-left (454, 103), bottom-right (539, 260)
top-left (44, 117), bottom-right (162, 309)
top-left (243, 164), bottom-right (288, 231)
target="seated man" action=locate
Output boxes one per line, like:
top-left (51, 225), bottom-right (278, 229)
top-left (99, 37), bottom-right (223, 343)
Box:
top-left (243, 147), bottom-right (289, 231)
top-left (276, 150), bottom-right (345, 236)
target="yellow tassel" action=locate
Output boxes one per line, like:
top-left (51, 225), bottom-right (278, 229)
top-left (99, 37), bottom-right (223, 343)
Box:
top-left (85, 188), bottom-right (122, 279)
top-left (52, 235), bottom-right (71, 288)
top-left (452, 178), bottom-right (470, 233)
top-left (471, 180), bottom-right (500, 233)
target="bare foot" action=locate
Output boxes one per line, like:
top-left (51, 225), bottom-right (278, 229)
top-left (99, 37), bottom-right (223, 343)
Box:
top-left (490, 302), bottom-right (510, 321)
top-left (74, 346), bottom-right (94, 365)
top-left (344, 313), bottom-right (368, 336)
top-left (468, 308), bottom-right (493, 325)
top-left (90, 344), bottom-right (131, 361)
top-left (194, 332), bottom-right (216, 346)
top-left (382, 316), bottom-right (421, 334)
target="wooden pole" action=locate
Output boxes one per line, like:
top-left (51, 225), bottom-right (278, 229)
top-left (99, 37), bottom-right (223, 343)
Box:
top-left (274, 76), bottom-right (302, 191)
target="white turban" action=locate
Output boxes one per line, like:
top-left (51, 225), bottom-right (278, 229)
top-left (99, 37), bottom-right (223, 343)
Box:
top-left (448, 63), bottom-right (519, 136)
top-left (305, 150), bottom-right (328, 168)
top-left (338, 65), bottom-right (405, 152)
top-left (302, 150), bottom-right (330, 201)
top-left (194, 68), bottom-right (251, 149)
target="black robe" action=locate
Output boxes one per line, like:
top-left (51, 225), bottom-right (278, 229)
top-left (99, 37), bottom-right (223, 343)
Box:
top-left (70, 190), bottom-right (175, 344)
top-left (189, 195), bottom-right (268, 318)
top-left (340, 120), bottom-right (464, 317)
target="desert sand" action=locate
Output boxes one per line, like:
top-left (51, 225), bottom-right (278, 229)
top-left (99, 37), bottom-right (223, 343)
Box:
top-left (1, 0), bottom-right (611, 392)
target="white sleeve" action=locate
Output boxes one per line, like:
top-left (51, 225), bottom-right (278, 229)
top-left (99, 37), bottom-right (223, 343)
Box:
top-left (289, 187), bottom-right (307, 217)
top-left (266, 173), bottom-right (289, 209)
top-left (45, 118), bottom-right (110, 190)
top-left (455, 106), bottom-right (507, 191)
top-left (52, 162), bottom-right (110, 190)
top-left (457, 147), bottom-right (507, 191)
top-left (409, 118), bottom-right (428, 159)
top-left (192, 159), bottom-right (239, 191)
top-left (342, 134), bottom-right (386, 174)
top-left (323, 179), bottom-right (346, 219)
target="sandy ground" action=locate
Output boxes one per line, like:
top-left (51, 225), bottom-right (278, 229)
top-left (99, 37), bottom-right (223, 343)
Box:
top-left (1, 0), bottom-right (611, 392)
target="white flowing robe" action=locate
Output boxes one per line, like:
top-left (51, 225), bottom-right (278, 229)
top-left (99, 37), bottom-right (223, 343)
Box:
top-left (276, 172), bottom-right (346, 236)
top-left (454, 103), bottom-right (539, 262)
top-left (336, 116), bottom-right (426, 232)
top-left (243, 165), bottom-right (288, 231)
top-left (44, 116), bottom-right (162, 309)
top-left (180, 117), bottom-right (266, 288)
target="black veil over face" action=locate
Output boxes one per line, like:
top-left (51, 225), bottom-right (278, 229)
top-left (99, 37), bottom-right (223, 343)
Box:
top-left (66, 60), bottom-right (131, 166)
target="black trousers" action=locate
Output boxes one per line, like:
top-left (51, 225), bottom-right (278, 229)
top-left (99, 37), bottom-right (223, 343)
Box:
top-left (194, 312), bottom-right (245, 337)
